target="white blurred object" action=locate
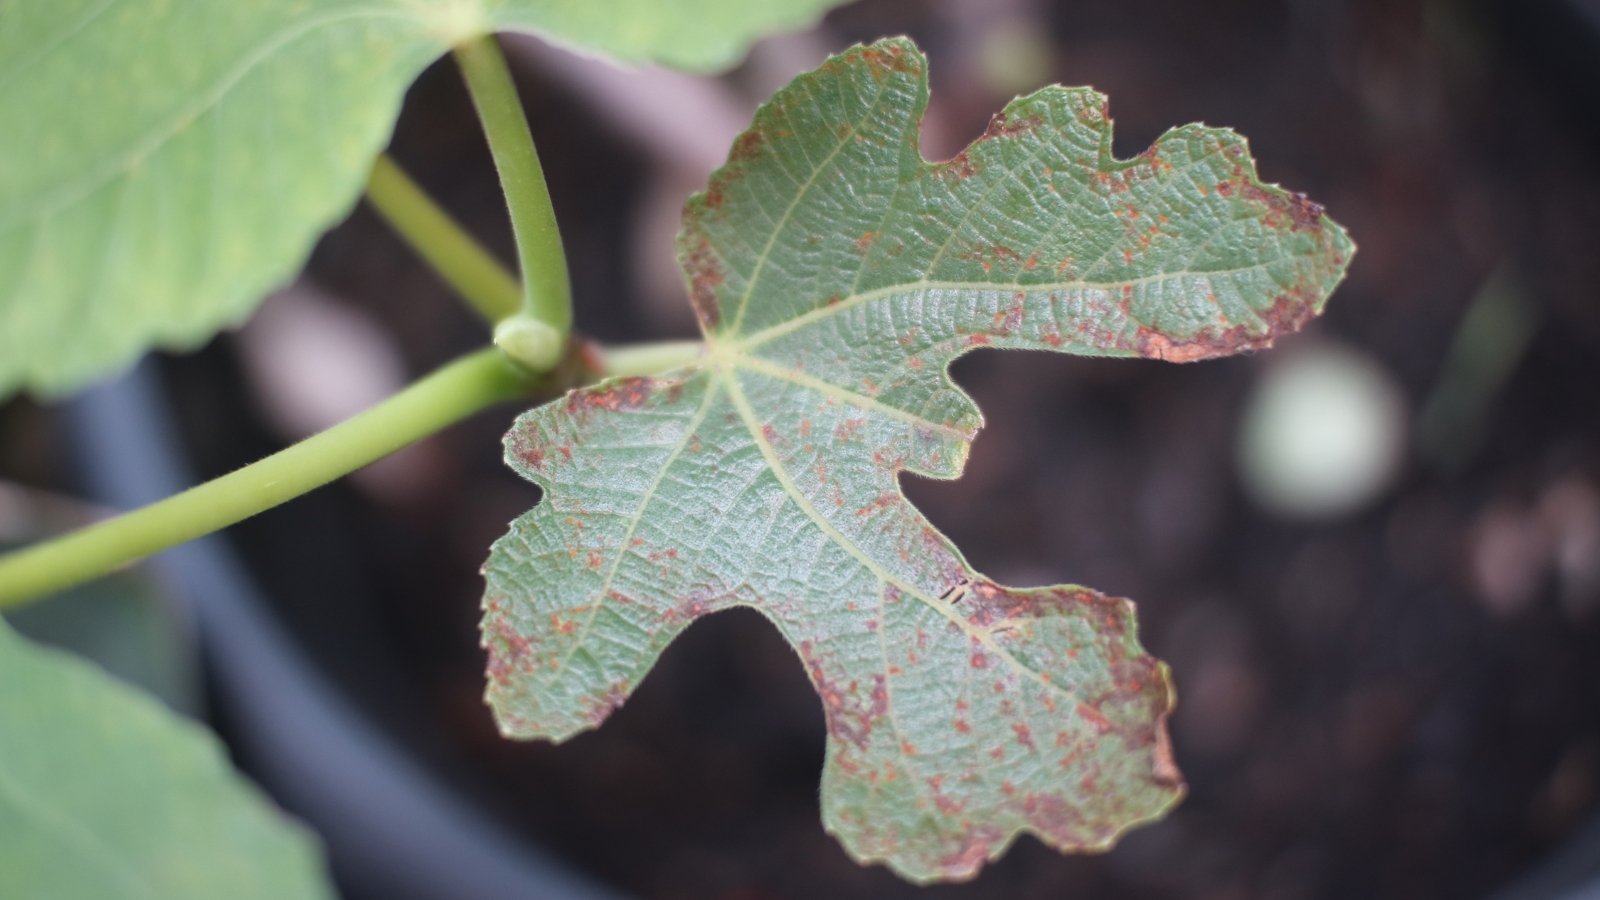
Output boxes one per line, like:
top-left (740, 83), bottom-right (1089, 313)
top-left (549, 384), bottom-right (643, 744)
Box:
top-left (1237, 341), bottom-right (1406, 520)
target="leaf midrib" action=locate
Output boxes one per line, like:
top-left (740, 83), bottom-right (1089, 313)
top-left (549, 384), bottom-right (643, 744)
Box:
top-left (720, 261), bottom-right (1289, 354)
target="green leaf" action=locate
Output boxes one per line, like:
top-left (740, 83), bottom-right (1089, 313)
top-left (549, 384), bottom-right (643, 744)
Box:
top-left (0, 0), bottom-right (848, 398)
top-left (0, 618), bottom-right (332, 899)
top-left (482, 38), bottom-right (1352, 882)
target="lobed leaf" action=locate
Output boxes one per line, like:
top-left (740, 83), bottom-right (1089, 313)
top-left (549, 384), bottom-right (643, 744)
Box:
top-left (482, 38), bottom-right (1352, 882)
top-left (0, 0), bottom-right (848, 398)
top-left (0, 618), bottom-right (332, 899)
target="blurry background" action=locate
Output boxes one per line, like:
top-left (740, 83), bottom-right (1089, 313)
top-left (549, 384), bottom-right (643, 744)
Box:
top-left (2, 0), bottom-right (1599, 898)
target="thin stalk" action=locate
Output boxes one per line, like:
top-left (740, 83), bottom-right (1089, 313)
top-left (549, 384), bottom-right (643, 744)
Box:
top-left (0, 349), bottom-right (541, 608)
top-left (600, 340), bottom-right (704, 376)
top-left (364, 154), bottom-right (521, 323)
top-left (455, 33), bottom-right (570, 367)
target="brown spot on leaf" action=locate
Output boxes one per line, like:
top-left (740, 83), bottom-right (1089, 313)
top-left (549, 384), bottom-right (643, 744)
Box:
top-left (938, 830), bottom-right (1002, 879)
top-left (803, 640), bottom-right (889, 752)
top-left (586, 680), bottom-right (631, 727)
top-left (566, 376), bottom-right (661, 416)
top-left (981, 111), bottom-right (1044, 140)
top-left (1012, 723), bottom-right (1036, 750)
top-left (1135, 283), bottom-right (1321, 362)
top-left (1151, 709), bottom-right (1183, 788)
top-left (855, 231), bottom-right (876, 254)
top-left (1242, 184), bottom-right (1325, 233)
top-left (729, 130), bottom-right (765, 162)
top-left (937, 150), bottom-right (979, 182)
top-left (682, 238), bottom-right (724, 330)
top-left (859, 40), bottom-right (920, 75)
top-left (486, 616), bottom-right (534, 685)
top-left (1077, 702), bottom-right (1114, 735)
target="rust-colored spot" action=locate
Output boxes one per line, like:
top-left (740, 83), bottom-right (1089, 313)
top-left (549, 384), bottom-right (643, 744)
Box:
top-left (729, 129), bottom-right (765, 162)
top-left (586, 680), bottom-right (631, 727)
top-left (902, 740), bottom-right (919, 757)
top-left (518, 444), bottom-right (545, 469)
top-left (954, 718), bottom-right (972, 734)
top-left (1241, 184), bottom-right (1325, 233)
top-left (939, 150), bottom-right (979, 182)
top-left (855, 231), bottom-right (876, 254)
top-left (970, 651), bottom-right (990, 669)
top-left (1012, 723), bottom-right (1036, 750)
top-left (1135, 283), bottom-right (1321, 363)
top-left (938, 832), bottom-right (997, 878)
top-left (807, 640), bottom-right (889, 751)
top-left (860, 41), bottom-right (920, 75)
top-left (585, 551), bottom-right (602, 571)
top-left (566, 376), bottom-right (660, 416)
top-left (967, 333), bottom-right (991, 347)
top-left (856, 491), bottom-right (897, 517)
top-left (486, 617), bottom-right (534, 685)
top-left (981, 111), bottom-right (1044, 140)
top-left (1151, 707), bottom-right (1183, 788)
top-left (682, 237), bottom-right (724, 330)
top-left (1076, 702), bottom-right (1113, 735)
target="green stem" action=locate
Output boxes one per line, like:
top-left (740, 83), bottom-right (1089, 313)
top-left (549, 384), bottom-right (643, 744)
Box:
top-left (364, 153), bottom-right (521, 324)
top-left (0, 349), bottom-right (541, 609)
top-left (455, 33), bottom-right (571, 366)
top-left (599, 340), bottom-right (704, 376)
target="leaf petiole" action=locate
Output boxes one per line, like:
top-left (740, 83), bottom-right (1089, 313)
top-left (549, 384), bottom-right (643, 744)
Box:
top-left (364, 153), bottom-right (523, 324)
top-left (0, 349), bottom-right (540, 609)
top-left (455, 33), bottom-right (572, 368)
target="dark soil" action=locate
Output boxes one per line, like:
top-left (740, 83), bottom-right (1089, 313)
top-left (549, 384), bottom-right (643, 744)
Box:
top-left (137, 0), bottom-right (1600, 898)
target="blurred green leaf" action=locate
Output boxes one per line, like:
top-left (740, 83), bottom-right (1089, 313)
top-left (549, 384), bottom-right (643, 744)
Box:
top-left (0, 0), bottom-right (850, 398)
top-left (0, 617), bottom-right (332, 899)
top-left (5, 570), bottom-right (198, 715)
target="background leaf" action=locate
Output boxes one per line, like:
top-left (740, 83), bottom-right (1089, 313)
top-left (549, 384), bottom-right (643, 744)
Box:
top-left (0, 0), bottom-right (849, 398)
top-left (482, 38), bottom-right (1353, 882)
top-left (0, 618), bottom-right (332, 899)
